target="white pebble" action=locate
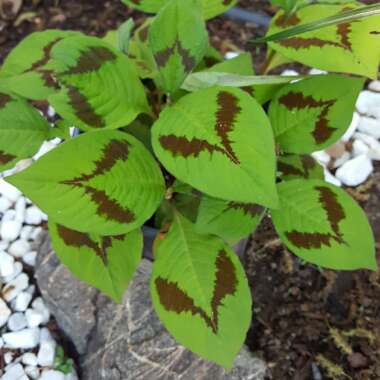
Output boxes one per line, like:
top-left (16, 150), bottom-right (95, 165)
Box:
top-left (14, 158), bottom-right (33, 173)
top-left (281, 69), bottom-right (299, 76)
top-left (2, 209), bottom-right (16, 222)
top-left (309, 68), bottom-right (327, 75)
top-left (0, 179), bottom-right (22, 202)
top-left (0, 220), bottom-right (22, 241)
top-left (357, 116), bottom-right (380, 139)
top-left (311, 150), bottom-right (330, 166)
top-left (3, 261), bottom-right (22, 283)
top-left (2, 273), bottom-right (29, 301)
top-left (0, 240), bottom-right (9, 251)
top-left (332, 151), bottom-right (350, 169)
top-left (14, 197), bottom-right (26, 222)
top-left (23, 251), bottom-right (37, 267)
top-left (0, 251), bottom-right (15, 277)
top-left (32, 297), bottom-right (50, 324)
top-left (324, 169), bottom-right (342, 187)
top-left (354, 132), bottom-right (380, 160)
top-left (65, 372), bottom-right (79, 380)
top-left (356, 90), bottom-right (380, 119)
top-left (25, 308), bottom-right (44, 328)
top-left (3, 327), bottom-right (40, 349)
top-left (0, 298), bottom-right (11, 327)
top-left (25, 365), bottom-right (40, 379)
top-left (26, 284), bottom-right (35, 296)
top-left (14, 291), bottom-right (33, 312)
top-left (341, 112), bottom-right (360, 141)
top-left (22, 352), bottom-right (38, 366)
top-left (25, 206), bottom-right (44, 225)
top-left (0, 337), bottom-right (3, 348)
top-left (40, 327), bottom-right (53, 343)
top-left (2, 363), bottom-right (28, 380)
top-left (335, 155), bottom-right (373, 186)
top-left (33, 141), bottom-right (57, 160)
top-left (47, 106), bottom-right (56, 118)
top-left (225, 51), bottom-right (239, 60)
top-left (368, 80), bottom-right (380, 92)
top-left (37, 338), bottom-right (56, 367)
top-left (20, 226), bottom-right (33, 240)
top-left (40, 370), bottom-right (66, 380)
top-left (4, 352), bottom-right (13, 364)
top-left (352, 139), bottom-right (370, 157)
top-left (30, 226), bottom-right (42, 240)
top-left (8, 239), bottom-right (30, 258)
top-left (0, 196), bottom-right (11, 212)
top-left (7, 312), bottom-right (27, 331)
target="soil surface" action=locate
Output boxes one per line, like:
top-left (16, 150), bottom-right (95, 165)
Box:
top-left (1, 1), bottom-right (379, 380)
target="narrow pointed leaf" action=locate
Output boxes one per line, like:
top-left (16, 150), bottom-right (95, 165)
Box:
top-left (48, 36), bottom-right (149, 130)
top-left (6, 131), bottom-right (165, 235)
top-left (262, 3), bottom-right (380, 78)
top-left (269, 74), bottom-right (364, 153)
top-left (49, 222), bottom-right (142, 303)
top-left (271, 179), bottom-right (376, 270)
top-left (196, 195), bottom-right (265, 243)
top-left (0, 91), bottom-right (49, 170)
top-left (150, 212), bottom-right (251, 368)
top-left (278, 154), bottom-right (324, 181)
top-left (121, 0), bottom-right (237, 20)
top-left (148, 0), bottom-right (209, 93)
top-left (152, 86), bottom-right (278, 208)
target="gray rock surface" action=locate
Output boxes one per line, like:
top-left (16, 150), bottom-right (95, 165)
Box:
top-left (35, 232), bottom-right (266, 380)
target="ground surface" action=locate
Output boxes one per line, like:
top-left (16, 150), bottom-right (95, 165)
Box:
top-left (1, 1), bottom-right (379, 379)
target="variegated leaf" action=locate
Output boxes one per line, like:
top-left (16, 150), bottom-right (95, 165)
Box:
top-left (150, 212), bottom-right (251, 368)
top-left (48, 35), bottom-right (149, 130)
top-left (152, 86), bottom-right (278, 208)
top-left (0, 91), bottom-right (49, 170)
top-left (49, 222), bottom-right (142, 302)
top-left (269, 74), bottom-right (364, 153)
top-left (268, 3), bottom-right (380, 79)
top-left (6, 131), bottom-right (165, 235)
top-left (278, 154), bottom-right (324, 181)
top-left (271, 179), bottom-right (376, 270)
top-left (148, 0), bottom-right (209, 93)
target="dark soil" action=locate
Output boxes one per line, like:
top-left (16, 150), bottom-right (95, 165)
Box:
top-left (1, 1), bottom-right (379, 380)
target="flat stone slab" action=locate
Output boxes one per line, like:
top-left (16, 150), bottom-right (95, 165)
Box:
top-left (35, 232), bottom-right (266, 380)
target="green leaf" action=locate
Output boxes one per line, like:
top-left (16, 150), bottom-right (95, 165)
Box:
top-left (152, 86), bottom-right (278, 208)
top-left (271, 179), bottom-right (376, 270)
top-left (150, 212), bottom-right (251, 368)
top-left (48, 35), bottom-right (149, 130)
top-left (278, 154), bottom-right (324, 181)
top-left (6, 130), bottom-right (165, 235)
top-left (0, 91), bottom-right (49, 170)
top-left (148, 0), bottom-right (209, 93)
top-left (121, 0), bottom-right (237, 20)
top-left (0, 30), bottom-right (80, 100)
top-left (196, 195), bottom-right (265, 243)
top-left (206, 53), bottom-right (255, 76)
top-left (263, 3), bottom-right (380, 78)
top-left (118, 18), bottom-right (135, 54)
top-left (49, 222), bottom-right (142, 302)
top-left (269, 74), bottom-right (364, 153)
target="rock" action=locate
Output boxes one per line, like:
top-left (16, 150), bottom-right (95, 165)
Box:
top-left (30, 226), bottom-right (43, 240)
top-left (323, 169), bottom-right (342, 187)
top-left (0, 179), bottom-right (22, 202)
top-left (281, 69), bottom-right (299, 76)
top-left (14, 291), bottom-right (33, 312)
top-left (22, 352), bottom-right (38, 366)
top-left (354, 132), bottom-right (380, 160)
top-left (8, 239), bottom-right (30, 258)
top-left (7, 312), bottom-right (27, 331)
top-left (356, 90), bottom-right (380, 119)
top-left (2, 273), bottom-right (29, 301)
top-left (32, 297), bottom-right (50, 324)
top-left (3, 261), bottom-right (22, 283)
top-left (20, 226), bottom-right (33, 240)
top-left (48, 106), bottom-right (56, 118)
top-left (35, 233), bottom-right (267, 380)
top-left (4, 352), bottom-right (13, 364)
top-left (23, 251), bottom-right (37, 266)
top-left (25, 308), bottom-right (44, 327)
top-left (0, 298), bottom-right (11, 327)
top-left (33, 141), bottom-right (57, 160)
top-left (332, 151), bottom-right (350, 169)
top-left (0, 220), bottom-right (22, 241)
top-left (25, 365), bottom-right (40, 380)
top-left (15, 158), bottom-right (33, 172)
top-left (25, 206), bottom-right (44, 225)
top-left (65, 371), bottom-right (79, 380)
top-left (357, 116), bottom-right (380, 139)
top-left (0, 240), bottom-right (9, 250)
top-left (348, 352), bottom-right (368, 369)
top-left (40, 370), bottom-right (66, 380)
top-left (15, 197), bottom-right (26, 222)
top-left (0, 196), bottom-right (11, 212)
top-left (352, 139), bottom-right (370, 157)
top-left (225, 52), bottom-right (239, 60)
top-left (312, 150), bottom-right (330, 166)
top-left (325, 141), bottom-right (346, 158)
top-left (368, 80), bottom-right (380, 92)
top-left (2, 209), bottom-right (16, 221)
top-left (335, 155), bottom-right (373, 186)
top-left (37, 338), bottom-right (56, 367)
top-left (0, 250), bottom-right (15, 277)
top-left (2, 363), bottom-right (28, 380)
top-left (3, 327), bottom-right (40, 349)
top-left (341, 112), bottom-right (360, 141)
top-left (309, 68), bottom-right (327, 75)
top-left (0, 337), bottom-right (4, 348)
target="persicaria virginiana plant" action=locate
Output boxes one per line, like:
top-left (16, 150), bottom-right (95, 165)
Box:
top-left (0, 0), bottom-right (379, 368)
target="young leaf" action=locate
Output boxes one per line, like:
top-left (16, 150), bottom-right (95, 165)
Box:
top-left (0, 30), bottom-right (80, 100)
top-left (264, 3), bottom-right (380, 78)
top-left (118, 18), bottom-right (135, 54)
top-left (152, 86), bottom-right (278, 208)
top-left (121, 0), bottom-right (237, 20)
top-left (196, 195), bottom-right (265, 243)
top-left (48, 35), bottom-right (149, 130)
top-left (278, 154), bottom-right (324, 181)
top-left (49, 222), bottom-right (142, 303)
top-left (271, 179), bottom-right (376, 270)
top-left (0, 91), bottom-right (50, 170)
top-left (269, 74), bottom-right (364, 154)
top-left (150, 212), bottom-right (251, 368)
top-left (148, 0), bottom-right (209, 93)
top-left (6, 130), bottom-right (165, 235)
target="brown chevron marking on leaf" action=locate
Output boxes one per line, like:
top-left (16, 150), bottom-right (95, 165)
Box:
top-left (139, 25), bottom-right (149, 42)
top-left (0, 150), bottom-right (16, 165)
top-left (28, 38), bottom-right (63, 72)
top-left (39, 70), bottom-right (60, 89)
top-left (279, 91), bottom-right (336, 144)
top-left (275, 13), bottom-right (301, 27)
top-left (176, 41), bottom-right (196, 73)
top-left (0, 93), bottom-right (11, 108)
top-left (57, 224), bottom-right (109, 264)
top-left (65, 46), bottom-right (117, 75)
top-left (155, 46), bottom-right (175, 68)
top-left (278, 161), bottom-right (304, 177)
top-left (227, 202), bottom-right (263, 217)
top-left (155, 250), bottom-right (237, 334)
top-left (337, 23), bottom-right (353, 51)
top-left (371, 31), bottom-right (380, 35)
top-left (286, 186), bottom-right (346, 249)
top-left (67, 86), bottom-right (104, 128)
top-left (215, 91), bottom-right (241, 164)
